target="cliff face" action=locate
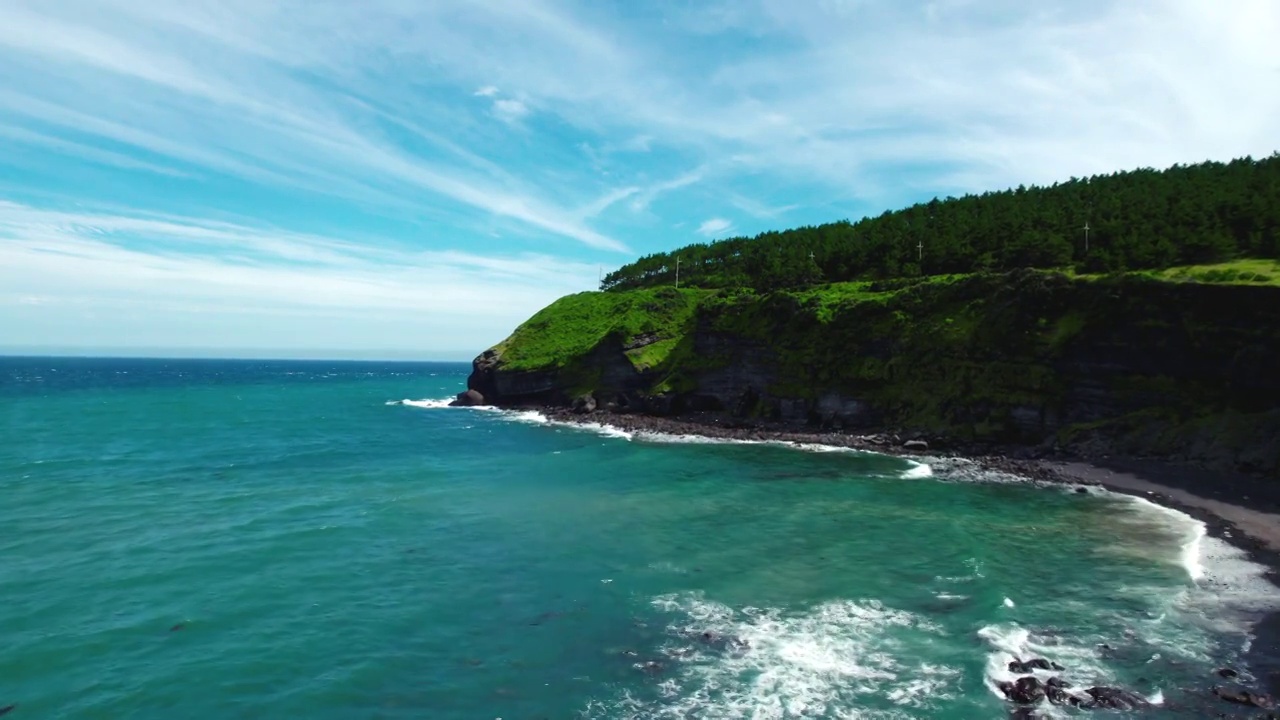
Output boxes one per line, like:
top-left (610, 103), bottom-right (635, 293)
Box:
top-left (466, 271), bottom-right (1280, 476)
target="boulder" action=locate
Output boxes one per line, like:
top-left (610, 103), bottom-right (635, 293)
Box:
top-left (1044, 677), bottom-right (1078, 706)
top-left (451, 389), bottom-right (486, 407)
top-left (572, 393), bottom-right (597, 414)
top-left (1007, 658), bottom-right (1063, 673)
top-left (1083, 686), bottom-right (1150, 710)
top-left (903, 439), bottom-right (929, 451)
top-left (998, 676), bottom-right (1046, 705)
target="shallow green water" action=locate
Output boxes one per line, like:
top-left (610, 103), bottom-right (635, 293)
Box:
top-left (0, 357), bottom-right (1273, 718)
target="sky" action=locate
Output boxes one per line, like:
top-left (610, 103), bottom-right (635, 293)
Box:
top-left (1, 1), bottom-right (1278, 360)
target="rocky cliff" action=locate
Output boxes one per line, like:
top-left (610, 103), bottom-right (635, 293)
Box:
top-left (464, 270), bottom-right (1280, 476)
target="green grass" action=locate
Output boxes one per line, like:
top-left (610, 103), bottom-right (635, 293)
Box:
top-left (494, 286), bottom-right (713, 372)
top-left (494, 261), bottom-right (1279, 376)
top-left (1137, 258), bottom-right (1280, 286)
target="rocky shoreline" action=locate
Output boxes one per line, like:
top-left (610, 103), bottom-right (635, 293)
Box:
top-left (499, 403), bottom-right (1280, 718)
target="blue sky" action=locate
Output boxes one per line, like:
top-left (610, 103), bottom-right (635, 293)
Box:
top-left (1, 0), bottom-right (1278, 359)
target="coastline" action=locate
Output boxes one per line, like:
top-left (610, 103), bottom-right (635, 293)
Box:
top-left (527, 406), bottom-right (1280, 706)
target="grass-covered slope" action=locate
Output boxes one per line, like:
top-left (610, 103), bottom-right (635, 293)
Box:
top-left (473, 266), bottom-right (1280, 474)
top-left (493, 286), bottom-right (712, 372)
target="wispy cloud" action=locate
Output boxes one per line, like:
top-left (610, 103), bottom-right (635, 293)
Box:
top-left (492, 98), bottom-right (530, 124)
top-left (0, 0), bottom-right (1276, 354)
top-left (0, 201), bottom-right (597, 352)
top-left (697, 218), bottom-right (733, 238)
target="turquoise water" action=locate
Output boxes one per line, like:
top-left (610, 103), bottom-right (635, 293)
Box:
top-left (1, 358), bottom-right (1273, 718)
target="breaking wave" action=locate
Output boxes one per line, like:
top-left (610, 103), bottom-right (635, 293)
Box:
top-left (587, 593), bottom-right (958, 719)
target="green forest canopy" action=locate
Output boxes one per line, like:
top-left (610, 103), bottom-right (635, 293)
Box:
top-left (601, 154), bottom-right (1280, 293)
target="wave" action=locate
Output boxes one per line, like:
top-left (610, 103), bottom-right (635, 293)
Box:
top-left (901, 461), bottom-right (934, 479)
top-left (390, 398), bottom-right (455, 409)
top-left (977, 623), bottom-right (1112, 708)
top-left (590, 592), bottom-right (956, 718)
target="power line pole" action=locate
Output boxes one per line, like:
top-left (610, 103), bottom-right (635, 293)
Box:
top-left (1083, 221), bottom-right (1091, 254)
top-left (917, 241), bottom-right (923, 262)
top-left (675, 257), bottom-right (681, 289)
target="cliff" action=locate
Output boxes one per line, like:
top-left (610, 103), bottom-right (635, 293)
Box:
top-left (464, 269), bottom-right (1280, 477)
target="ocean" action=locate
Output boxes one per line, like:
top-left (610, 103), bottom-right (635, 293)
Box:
top-left (1, 357), bottom-right (1276, 718)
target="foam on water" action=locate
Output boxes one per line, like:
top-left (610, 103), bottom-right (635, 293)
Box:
top-left (977, 624), bottom-right (1111, 707)
top-left (592, 593), bottom-right (957, 719)
top-left (395, 398), bottom-right (455, 409)
top-left (901, 462), bottom-right (933, 479)
top-left (1123, 494), bottom-right (1208, 581)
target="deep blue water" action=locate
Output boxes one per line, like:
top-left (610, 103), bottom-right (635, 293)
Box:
top-left (1, 357), bottom-right (1275, 718)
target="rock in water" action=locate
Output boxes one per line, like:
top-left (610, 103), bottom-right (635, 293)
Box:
top-left (450, 389), bottom-right (486, 407)
top-left (998, 676), bottom-right (1046, 705)
top-left (0, 705), bottom-right (14, 717)
top-left (1083, 686), bottom-right (1151, 710)
top-left (1214, 686), bottom-right (1275, 709)
top-left (903, 439), bottom-right (929, 451)
top-left (1008, 657), bottom-right (1063, 673)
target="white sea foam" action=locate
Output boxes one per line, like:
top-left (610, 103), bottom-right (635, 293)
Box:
top-left (593, 593), bottom-right (957, 718)
top-left (1122, 495), bottom-right (1208, 581)
top-left (572, 423), bottom-right (635, 441)
top-left (901, 461), bottom-right (933, 479)
top-left (396, 397), bottom-right (455, 409)
top-left (977, 623), bottom-right (1110, 708)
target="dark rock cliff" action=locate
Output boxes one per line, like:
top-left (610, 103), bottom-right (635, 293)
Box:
top-left (466, 271), bottom-right (1280, 476)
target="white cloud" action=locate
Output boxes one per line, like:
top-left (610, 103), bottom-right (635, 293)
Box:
top-left (628, 168), bottom-right (706, 212)
top-left (491, 98), bottom-right (530, 123)
top-left (697, 217), bottom-right (733, 237)
top-left (0, 202), bottom-right (599, 353)
top-left (0, 1), bottom-right (629, 252)
top-left (1, 0), bottom-right (1278, 354)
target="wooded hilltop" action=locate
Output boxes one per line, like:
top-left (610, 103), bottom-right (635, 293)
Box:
top-left (603, 154), bottom-right (1280, 292)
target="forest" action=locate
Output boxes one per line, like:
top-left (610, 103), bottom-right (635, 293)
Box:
top-left (600, 154), bottom-right (1280, 292)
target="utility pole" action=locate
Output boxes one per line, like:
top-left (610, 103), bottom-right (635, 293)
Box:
top-left (1083, 222), bottom-right (1091, 254)
top-left (917, 241), bottom-right (923, 262)
top-left (675, 257), bottom-right (681, 289)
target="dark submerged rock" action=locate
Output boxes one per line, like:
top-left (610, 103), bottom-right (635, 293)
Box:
top-left (528, 611), bottom-right (561, 626)
top-left (169, 623), bottom-right (185, 632)
top-left (0, 706), bottom-right (14, 717)
top-left (1214, 685), bottom-right (1275, 709)
top-left (1218, 667), bottom-right (1240, 679)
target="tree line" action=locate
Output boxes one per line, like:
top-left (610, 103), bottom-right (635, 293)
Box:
top-left (600, 154), bottom-right (1280, 292)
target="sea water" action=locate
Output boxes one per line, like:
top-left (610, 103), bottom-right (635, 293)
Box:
top-left (1, 357), bottom-right (1275, 718)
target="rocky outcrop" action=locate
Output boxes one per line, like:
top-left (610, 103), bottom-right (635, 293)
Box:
top-left (467, 271), bottom-right (1280, 476)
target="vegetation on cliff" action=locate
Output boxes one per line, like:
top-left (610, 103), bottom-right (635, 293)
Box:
top-left (470, 154), bottom-right (1280, 474)
top-left (492, 287), bottom-right (711, 373)
top-left (602, 154), bottom-right (1280, 292)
